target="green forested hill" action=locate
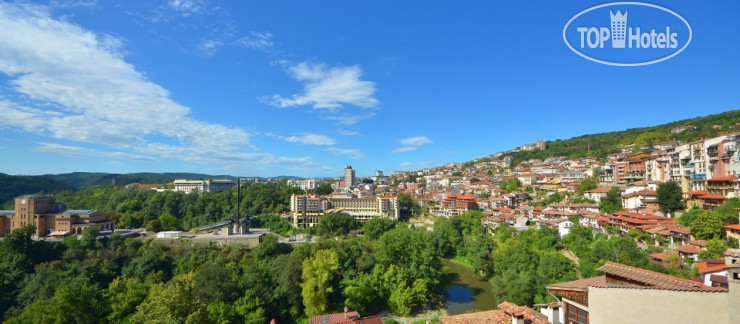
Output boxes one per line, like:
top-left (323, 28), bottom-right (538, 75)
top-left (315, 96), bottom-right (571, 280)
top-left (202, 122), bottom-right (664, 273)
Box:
top-left (501, 109), bottom-right (740, 164)
top-left (0, 173), bottom-right (73, 205)
top-left (40, 172), bottom-right (112, 188)
top-left (87, 172), bottom-right (236, 187)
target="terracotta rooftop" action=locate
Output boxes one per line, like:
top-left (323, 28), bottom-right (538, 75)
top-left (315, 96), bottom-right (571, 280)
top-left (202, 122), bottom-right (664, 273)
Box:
top-left (695, 258), bottom-right (732, 274)
top-left (676, 244), bottom-right (701, 254)
top-left (309, 311), bottom-right (382, 324)
top-left (699, 195), bottom-right (728, 200)
top-left (440, 301), bottom-right (548, 324)
top-left (597, 261), bottom-right (726, 292)
top-left (706, 175), bottom-right (739, 182)
top-left (547, 276), bottom-right (608, 292)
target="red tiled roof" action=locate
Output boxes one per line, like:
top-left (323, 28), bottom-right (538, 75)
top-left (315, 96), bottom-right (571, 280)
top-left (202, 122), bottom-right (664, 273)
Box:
top-left (685, 190), bottom-right (707, 196)
top-left (699, 195), bottom-right (727, 200)
top-left (695, 259), bottom-right (732, 274)
top-left (676, 244), bottom-right (701, 254)
top-left (440, 302), bottom-right (548, 324)
top-left (310, 311), bottom-right (365, 324)
top-left (706, 175), bottom-right (739, 182)
top-left (547, 276), bottom-right (608, 291)
top-left (723, 224), bottom-right (740, 231)
top-left (598, 262), bottom-right (726, 292)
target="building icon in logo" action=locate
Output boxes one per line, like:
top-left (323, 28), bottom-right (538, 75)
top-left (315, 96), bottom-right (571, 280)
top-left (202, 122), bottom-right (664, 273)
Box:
top-left (610, 10), bottom-right (627, 48)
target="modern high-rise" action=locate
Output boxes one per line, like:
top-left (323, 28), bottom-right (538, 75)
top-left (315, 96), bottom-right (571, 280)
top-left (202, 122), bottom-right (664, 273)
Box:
top-left (344, 166), bottom-right (355, 188)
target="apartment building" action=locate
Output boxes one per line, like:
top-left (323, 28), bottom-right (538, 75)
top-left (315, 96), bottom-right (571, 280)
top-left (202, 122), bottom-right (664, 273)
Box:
top-left (287, 178), bottom-right (319, 191)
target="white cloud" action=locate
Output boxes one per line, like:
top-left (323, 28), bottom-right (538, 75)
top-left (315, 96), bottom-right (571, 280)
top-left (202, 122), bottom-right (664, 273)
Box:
top-left (198, 39), bottom-right (223, 56)
top-left (267, 62), bottom-right (379, 109)
top-left (34, 142), bottom-right (158, 162)
top-left (0, 3), bottom-right (312, 170)
top-left (323, 113), bottom-right (375, 125)
top-left (167, 0), bottom-right (212, 17)
top-left (325, 147), bottom-right (364, 160)
top-left (337, 130), bottom-right (358, 136)
top-left (236, 31), bottom-right (273, 49)
top-left (285, 133), bottom-right (336, 146)
top-left (393, 136), bottom-right (433, 153)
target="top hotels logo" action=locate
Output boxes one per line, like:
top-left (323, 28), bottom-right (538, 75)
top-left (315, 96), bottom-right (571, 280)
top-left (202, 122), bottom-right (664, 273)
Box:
top-left (563, 2), bottom-right (692, 66)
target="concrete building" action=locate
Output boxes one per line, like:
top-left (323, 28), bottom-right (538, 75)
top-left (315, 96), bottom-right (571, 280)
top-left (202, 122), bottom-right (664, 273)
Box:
top-left (0, 194), bottom-right (113, 237)
top-left (287, 178), bottom-right (319, 191)
top-left (547, 261), bottom-right (738, 324)
top-left (344, 165), bottom-right (355, 188)
top-left (173, 179), bottom-right (235, 194)
top-left (290, 194), bottom-right (399, 227)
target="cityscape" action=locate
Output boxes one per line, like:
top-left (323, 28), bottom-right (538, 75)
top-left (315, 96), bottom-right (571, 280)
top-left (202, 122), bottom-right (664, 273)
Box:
top-left (1, 1), bottom-right (740, 324)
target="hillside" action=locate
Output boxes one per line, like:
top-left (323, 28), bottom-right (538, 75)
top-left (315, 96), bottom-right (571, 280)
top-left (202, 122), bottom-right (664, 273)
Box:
top-left (41, 172), bottom-right (112, 188)
top-left (498, 110), bottom-right (740, 165)
top-left (0, 173), bottom-right (73, 205)
top-left (88, 172), bottom-right (237, 187)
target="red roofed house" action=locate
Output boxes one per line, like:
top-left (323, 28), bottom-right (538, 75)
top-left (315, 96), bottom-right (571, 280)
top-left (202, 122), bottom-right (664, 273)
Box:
top-left (548, 261), bottom-right (740, 324)
top-left (309, 307), bottom-right (382, 324)
top-left (701, 175), bottom-right (739, 209)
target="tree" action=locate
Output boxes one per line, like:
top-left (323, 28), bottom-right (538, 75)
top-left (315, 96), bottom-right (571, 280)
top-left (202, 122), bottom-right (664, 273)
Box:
top-left (600, 187), bottom-right (623, 213)
top-left (314, 183), bottom-right (334, 195)
top-left (656, 181), bottom-right (683, 213)
top-left (316, 213), bottom-right (359, 237)
top-left (577, 176), bottom-right (598, 196)
top-left (397, 193), bottom-right (418, 220)
top-left (105, 277), bottom-right (150, 323)
top-left (699, 238), bottom-right (728, 260)
top-left (690, 212), bottom-right (724, 240)
top-left (301, 250), bottom-right (340, 315)
top-left (500, 179), bottom-right (522, 193)
top-left (158, 212), bottom-right (179, 231)
top-left (362, 218), bottom-right (398, 240)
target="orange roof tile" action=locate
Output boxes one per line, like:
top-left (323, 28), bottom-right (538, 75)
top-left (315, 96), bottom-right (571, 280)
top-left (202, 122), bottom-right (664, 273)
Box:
top-left (598, 262), bottom-right (726, 292)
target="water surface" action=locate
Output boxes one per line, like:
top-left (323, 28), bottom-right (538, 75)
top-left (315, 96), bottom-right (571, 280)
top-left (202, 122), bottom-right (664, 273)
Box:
top-left (443, 259), bottom-right (497, 315)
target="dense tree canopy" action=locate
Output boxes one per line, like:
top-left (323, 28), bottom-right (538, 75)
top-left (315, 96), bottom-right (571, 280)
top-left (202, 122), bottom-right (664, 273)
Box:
top-left (657, 181), bottom-right (683, 213)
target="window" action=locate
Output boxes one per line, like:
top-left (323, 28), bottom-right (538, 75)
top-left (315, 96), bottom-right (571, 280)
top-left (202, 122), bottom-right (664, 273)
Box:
top-left (567, 303), bottom-right (588, 324)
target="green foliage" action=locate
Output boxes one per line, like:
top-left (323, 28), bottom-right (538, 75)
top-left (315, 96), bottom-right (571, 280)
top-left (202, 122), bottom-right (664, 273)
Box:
top-left (0, 174), bottom-right (73, 205)
top-left (316, 213), bottom-right (360, 237)
top-left (677, 208), bottom-right (704, 226)
top-left (699, 238), bottom-right (728, 260)
top-left (600, 187), bottom-right (622, 213)
top-left (576, 175), bottom-right (598, 196)
top-left (500, 178), bottom-right (522, 193)
top-left (314, 183), bottom-right (334, 195)
top-left (690, 212), bottom-right (724, 240)
top-left (252, 214), bottom-right (294, 236)
top-left (301, 250), bottom-right (340, 315)
top-left (362, 218), bottom-right (398, 240)
top-left (539, 192), bottom-right (564, 207)
top-left (656, 181), bottom-right (683, 213)
top-left (397, 193), bottom-right (419, 220)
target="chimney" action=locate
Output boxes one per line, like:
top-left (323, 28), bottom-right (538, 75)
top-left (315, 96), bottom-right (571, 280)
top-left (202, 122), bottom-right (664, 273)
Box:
top-left (511, 314), bottom-right (525, 324)
top-left (552, 304), bottom-right (560, 324)
top-left (728, 264), bottom-right (740, 322)
top-left (344, 306), bottom-right (349, 318)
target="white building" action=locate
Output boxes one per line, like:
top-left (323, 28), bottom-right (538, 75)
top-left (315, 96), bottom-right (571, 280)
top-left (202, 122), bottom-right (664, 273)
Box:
top-left (173, 179), bottom-right (235, 194)
top-left (290, 194), bottom-right (399, 227)
top-left (287, 178), bottom-right (319, 191)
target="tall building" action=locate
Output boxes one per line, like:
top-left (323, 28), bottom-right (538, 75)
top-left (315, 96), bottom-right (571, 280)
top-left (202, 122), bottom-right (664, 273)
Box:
top-left (344, 166), bottom-right (355, 188)
top-left (0, 194), bottom-right (113, 237)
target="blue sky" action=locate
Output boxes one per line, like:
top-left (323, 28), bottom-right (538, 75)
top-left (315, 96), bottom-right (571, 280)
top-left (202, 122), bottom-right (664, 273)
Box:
top-left (0, 1), bottom-right (738, 178)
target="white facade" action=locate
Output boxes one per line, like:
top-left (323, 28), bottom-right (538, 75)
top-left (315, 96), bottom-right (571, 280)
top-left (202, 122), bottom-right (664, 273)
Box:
top-left (287, 178), bottom-right (319, 191)
top-left (173, 179), bottom-right (235, 194)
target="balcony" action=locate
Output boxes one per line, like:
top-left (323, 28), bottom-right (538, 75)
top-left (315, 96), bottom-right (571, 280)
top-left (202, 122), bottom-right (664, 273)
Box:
top-left (691, 173), bottom-right (707, 181)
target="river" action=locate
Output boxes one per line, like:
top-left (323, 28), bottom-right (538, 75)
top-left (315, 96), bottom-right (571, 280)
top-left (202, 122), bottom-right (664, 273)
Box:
top-left (442, 259), bottom-right (498, 315)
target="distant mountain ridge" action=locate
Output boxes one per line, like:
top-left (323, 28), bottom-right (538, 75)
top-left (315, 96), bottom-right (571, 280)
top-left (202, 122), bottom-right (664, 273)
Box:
top-left (0, 173), bottom-right (73, 204)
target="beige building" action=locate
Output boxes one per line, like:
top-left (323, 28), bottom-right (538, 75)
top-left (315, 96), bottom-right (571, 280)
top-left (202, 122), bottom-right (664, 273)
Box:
top-left (344, 165), bottom-right (355, 188)
top-left (290, 194), bottom-right (399, 227)
top-left (0, 194), bottom-right (114, 237)
top-left (547, 261), bottom-right (738, 324)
